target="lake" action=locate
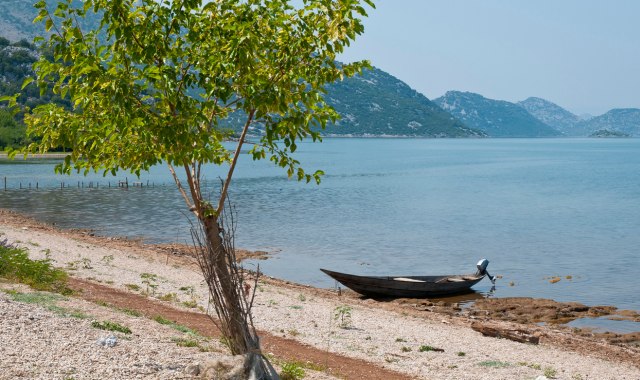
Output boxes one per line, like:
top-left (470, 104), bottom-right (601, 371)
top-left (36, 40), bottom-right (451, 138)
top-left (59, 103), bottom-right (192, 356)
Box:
top-left (1, 138), bottom-right (639, 322)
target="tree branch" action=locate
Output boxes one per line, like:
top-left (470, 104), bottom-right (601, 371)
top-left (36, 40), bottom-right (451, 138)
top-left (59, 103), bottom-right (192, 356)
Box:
top-left (215, 109), bottom-right (255, 216)
top-left (167, 163), bottom-right (195, 214)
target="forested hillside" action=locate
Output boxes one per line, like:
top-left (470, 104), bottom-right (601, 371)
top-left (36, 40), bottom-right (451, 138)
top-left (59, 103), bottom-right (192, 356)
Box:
top-left (0, 36), bottom-right (74, 149)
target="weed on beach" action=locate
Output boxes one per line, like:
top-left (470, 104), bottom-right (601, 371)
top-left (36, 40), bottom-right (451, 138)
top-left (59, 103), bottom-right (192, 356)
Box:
top-left (478, 360), bottom-right (511, 368)
top-left (279, 361), bottom-right (305, 380)
top-left (0, 243), bottom-right (70, 293)
top-left (333, 305), bottom-right (353, 328)
top-left (153, 315), bottom-right (198, 335)
top-left (419, 345), bottom-right (444, 353)
top-left (91, 320), bottom-right (132, 334)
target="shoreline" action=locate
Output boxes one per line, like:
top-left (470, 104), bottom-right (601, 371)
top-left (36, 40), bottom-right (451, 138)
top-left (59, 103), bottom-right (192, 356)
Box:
top-left (1, 207), bottom-right (637, 332)
top-left (0, 152), bottom-right (68, 160)
top-left (1, 208), bottom-right (639, 379)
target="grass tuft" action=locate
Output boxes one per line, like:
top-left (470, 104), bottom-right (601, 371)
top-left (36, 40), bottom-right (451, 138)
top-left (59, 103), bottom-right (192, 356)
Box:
top-left (91, 320), bottom-right (132, 334)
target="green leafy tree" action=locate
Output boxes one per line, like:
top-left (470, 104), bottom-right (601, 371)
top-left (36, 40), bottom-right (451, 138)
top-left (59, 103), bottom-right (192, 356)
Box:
top-left (16, 0), bottom-right (373, 377)
top-left (0, 109), bottom-right (27, 150)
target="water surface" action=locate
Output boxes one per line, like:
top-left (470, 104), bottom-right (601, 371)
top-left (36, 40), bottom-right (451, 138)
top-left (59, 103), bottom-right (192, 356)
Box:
top-left (1, 139), bottom-right (639, 317)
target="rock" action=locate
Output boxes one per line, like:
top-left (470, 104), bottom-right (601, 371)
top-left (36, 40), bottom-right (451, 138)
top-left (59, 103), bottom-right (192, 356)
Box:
top-left (200, 355), bottom-right (246, 379)
top-left (96, 334), bottom-right (118, 347)
top-left (184, 362), bottom-right (201, 376)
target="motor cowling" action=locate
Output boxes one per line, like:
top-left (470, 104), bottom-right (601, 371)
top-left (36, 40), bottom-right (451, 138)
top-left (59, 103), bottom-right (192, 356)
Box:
top-left (476, 258), bottom-right (489, 275)
top-left (476, 258), bottom-right (496, 284)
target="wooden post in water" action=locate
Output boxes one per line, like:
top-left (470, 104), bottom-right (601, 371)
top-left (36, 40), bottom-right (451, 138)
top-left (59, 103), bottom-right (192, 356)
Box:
top-left (3, 177), bottom-right (6, 191)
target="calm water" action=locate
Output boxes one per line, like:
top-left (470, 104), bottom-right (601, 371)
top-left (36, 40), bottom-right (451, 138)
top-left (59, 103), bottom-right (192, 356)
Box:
top-left (1, 139), bottom-right (639, 320)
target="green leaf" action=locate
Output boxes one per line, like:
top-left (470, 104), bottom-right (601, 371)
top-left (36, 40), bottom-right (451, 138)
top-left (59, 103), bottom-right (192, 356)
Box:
top-left (21, 77), bottom-right (35, 90)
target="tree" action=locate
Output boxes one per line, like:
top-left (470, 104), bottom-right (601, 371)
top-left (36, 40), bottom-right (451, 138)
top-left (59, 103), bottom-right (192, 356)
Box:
top-left (0, 109), bottom-right (27, 150)
top-left (18, 0), bottom-right (373, 377)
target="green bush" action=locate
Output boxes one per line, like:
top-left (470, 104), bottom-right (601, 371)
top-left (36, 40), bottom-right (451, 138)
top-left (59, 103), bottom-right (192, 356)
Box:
top-left (0, 241), bottom-right (69, 293)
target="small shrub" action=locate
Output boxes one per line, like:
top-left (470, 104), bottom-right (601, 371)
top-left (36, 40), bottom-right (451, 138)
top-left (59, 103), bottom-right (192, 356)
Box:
top-left (297, 294), bottom-right (306, 302)
top-left (101, 255), bottom-right (114, 265)
top-left (159, 292), bottom-right (178, 302)
top-left (182, 300), bottom-right (198, 308)
top-left (544, 367), bottom-right (557, 378)
top-left (333, 305), bottom-right (353, 328)
top-left (140, 272), bottom-right (158, 294)
top-left (280, 361), bottom-right (305, 380)
top-left (457, 352), bottom-right (466, 357)
top-left (401, 346), bottom-right (411, 352)
top-left (395, 337), bottom-right (406, 342)
top-left (171, 337), bottom-right (198, 347)
top-left (0, 245), bottom-right (69, 293)
top-left (124, 283), bottom-right (140, 291)
top-left (91, 320), bottom-right (132, 334)
top-left (419, 345), bottom-right (444, 353)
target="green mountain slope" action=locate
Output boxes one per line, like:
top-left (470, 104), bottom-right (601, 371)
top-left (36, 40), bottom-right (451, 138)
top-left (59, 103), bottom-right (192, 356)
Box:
top-left (322, 68), bottom-right (485, 137)
top-left (434, 91), bottom-right (561, 137)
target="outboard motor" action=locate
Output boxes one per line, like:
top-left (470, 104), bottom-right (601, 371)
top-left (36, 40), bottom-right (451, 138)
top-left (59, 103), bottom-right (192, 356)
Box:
top-left (476, 258), bottom-right (496, 284)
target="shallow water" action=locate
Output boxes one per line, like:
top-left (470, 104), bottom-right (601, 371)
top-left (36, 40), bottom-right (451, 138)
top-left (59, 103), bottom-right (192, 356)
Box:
top-left (1, 138), bottom-right (639, 323)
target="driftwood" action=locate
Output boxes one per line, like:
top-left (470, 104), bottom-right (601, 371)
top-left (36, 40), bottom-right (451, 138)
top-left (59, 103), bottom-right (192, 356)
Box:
top-left (471, 322), bottom-right (541, 344)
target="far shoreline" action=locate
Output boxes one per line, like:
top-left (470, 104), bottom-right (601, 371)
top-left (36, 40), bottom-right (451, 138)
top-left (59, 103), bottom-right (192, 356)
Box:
top-left (0, 152), bottom-right (68, 160)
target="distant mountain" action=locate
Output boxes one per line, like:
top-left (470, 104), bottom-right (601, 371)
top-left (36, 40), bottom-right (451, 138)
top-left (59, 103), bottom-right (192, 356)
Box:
top-left (322, 69), bottom-right (485, 137)
top-left (579, 109), bottom-right (640, 137)
top-left (0, 0), bottom-right (43, 42)
top-left (518, 97), bottom-right (581, 135)
top-left (0, 0), bottom-right (102, 43)
top-left (434, 91), bottom-right (561, 137)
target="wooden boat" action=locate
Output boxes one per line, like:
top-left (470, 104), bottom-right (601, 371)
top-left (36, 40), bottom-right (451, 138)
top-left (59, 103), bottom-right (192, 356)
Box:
top-left (321, 259), bottom-right (494, 298)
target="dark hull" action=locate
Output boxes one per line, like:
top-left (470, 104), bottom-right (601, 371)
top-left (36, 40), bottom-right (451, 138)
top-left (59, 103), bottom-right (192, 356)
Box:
top-left (321, 269), bottom-right (485, 298)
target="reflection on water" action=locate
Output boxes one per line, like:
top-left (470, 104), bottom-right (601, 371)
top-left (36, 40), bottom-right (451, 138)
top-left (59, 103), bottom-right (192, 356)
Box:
top-left (1, 138), bottom-right (639, 325)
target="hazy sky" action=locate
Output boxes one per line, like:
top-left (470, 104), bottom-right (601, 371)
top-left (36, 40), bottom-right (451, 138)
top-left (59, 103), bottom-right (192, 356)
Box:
top-left (338, 0), bottom-right (639, 116)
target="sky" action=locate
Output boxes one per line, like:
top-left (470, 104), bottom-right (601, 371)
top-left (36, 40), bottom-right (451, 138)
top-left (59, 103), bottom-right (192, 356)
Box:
top-left (338, 0), bottom-right (640, 116)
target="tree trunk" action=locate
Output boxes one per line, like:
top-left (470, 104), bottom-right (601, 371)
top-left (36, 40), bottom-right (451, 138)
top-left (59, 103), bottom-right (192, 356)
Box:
top-left (200, 215), bottom-right (279, 379)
